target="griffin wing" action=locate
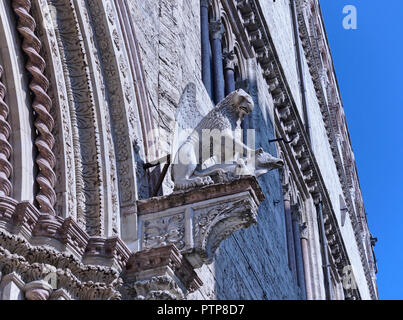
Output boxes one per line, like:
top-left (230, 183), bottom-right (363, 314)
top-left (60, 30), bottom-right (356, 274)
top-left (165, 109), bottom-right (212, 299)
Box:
top-left (171, 82), bottom-right (213, 156)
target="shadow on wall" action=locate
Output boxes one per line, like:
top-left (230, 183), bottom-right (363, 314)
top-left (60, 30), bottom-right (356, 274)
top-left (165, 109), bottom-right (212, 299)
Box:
top-left (213, 82), bottom-right (304, 300)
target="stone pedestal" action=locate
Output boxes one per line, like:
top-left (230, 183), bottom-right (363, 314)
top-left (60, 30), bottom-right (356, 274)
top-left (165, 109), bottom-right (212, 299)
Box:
top-left (137, 177), bottom-right (265, 268)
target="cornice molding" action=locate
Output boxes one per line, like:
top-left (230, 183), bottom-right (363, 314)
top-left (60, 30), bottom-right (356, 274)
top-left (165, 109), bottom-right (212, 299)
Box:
top-left (233, 0), bottom-right (370, 299)
top-left (295, 0), bottom-right (377, 299)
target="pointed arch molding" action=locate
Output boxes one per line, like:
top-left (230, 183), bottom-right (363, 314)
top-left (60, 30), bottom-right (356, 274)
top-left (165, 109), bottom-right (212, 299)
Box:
top-left (78, 0), bottom-right (160, 237)
top-left (0, 2), bottom-right (33, 204)
top-left (11, 0), bottom-right (58, 217)
top-left (39, 0), bottom-right (107, 235)
top-left (1, 0), bottom-right (158, 240)
top-left (40, 0), bottom-right (152, 236)
top-left (81, 0), bottom-right (144, 236)
top-left (0, 65), bottom-right (12, 198)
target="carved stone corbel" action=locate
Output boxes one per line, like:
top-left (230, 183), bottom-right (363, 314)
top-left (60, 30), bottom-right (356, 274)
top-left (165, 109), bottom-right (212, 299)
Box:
top-left (83, 236), bottom-right (131, 270)
top-left (223, 50), bottom-right (236, 71)
top-left (137, 177), bottom-right (264, 269)
top-left (122, 245), bottom-right (202, 300)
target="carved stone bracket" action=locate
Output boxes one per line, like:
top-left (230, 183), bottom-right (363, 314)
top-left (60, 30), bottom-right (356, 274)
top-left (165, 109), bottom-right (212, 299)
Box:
top-left (83, 237), bottom-right (131, 270)
top-left (223, 50), bottom-right (236, 70)
top-left (122, 245), bottom-right (202, 300)
top-left (137, 177), bottom-right (264, 268)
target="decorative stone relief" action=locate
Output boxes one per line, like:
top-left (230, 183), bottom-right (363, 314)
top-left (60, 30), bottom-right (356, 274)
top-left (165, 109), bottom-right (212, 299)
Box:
top-left (33, 0), bottom-right (77, 220)
top-left (85, 0), bottom-right (140, 223)
top-left (126, 275), bottom-right (183, 300)
top-left (47, 0), bottom-right (105, 235)
top-left (143, 214), bottom-right (185, 250)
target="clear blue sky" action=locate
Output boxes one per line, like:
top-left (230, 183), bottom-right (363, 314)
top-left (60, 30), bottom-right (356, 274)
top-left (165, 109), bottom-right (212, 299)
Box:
top-left (320, 0), bottom-right (403, 300)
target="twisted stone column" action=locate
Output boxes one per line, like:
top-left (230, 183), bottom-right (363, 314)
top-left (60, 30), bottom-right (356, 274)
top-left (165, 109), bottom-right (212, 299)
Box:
top-left (12, 0), bottom-right (56, 215)
top-left (0, 65), bottom-right (12, 197)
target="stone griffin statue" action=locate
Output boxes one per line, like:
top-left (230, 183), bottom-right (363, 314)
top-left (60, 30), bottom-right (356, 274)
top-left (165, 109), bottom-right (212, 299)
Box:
top-left (171, 83), bottom-right (283, 190)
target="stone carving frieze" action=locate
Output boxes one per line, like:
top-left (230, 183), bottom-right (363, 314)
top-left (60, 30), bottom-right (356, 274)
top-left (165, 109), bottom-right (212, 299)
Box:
top-left (85, 0), bottom-right (140, 219)
top-left (46, 0), bottom-right (105, 233)
top-left (35, 0), bottom-right (77, 219)
top-left (143, 214), bottom-right (185, 250)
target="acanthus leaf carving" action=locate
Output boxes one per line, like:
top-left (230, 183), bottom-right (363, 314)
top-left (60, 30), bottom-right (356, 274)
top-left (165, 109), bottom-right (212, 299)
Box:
top-left (192, 198), bottom-right (258, 265)
top-left (143, 214), bottom-right (185, 250)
